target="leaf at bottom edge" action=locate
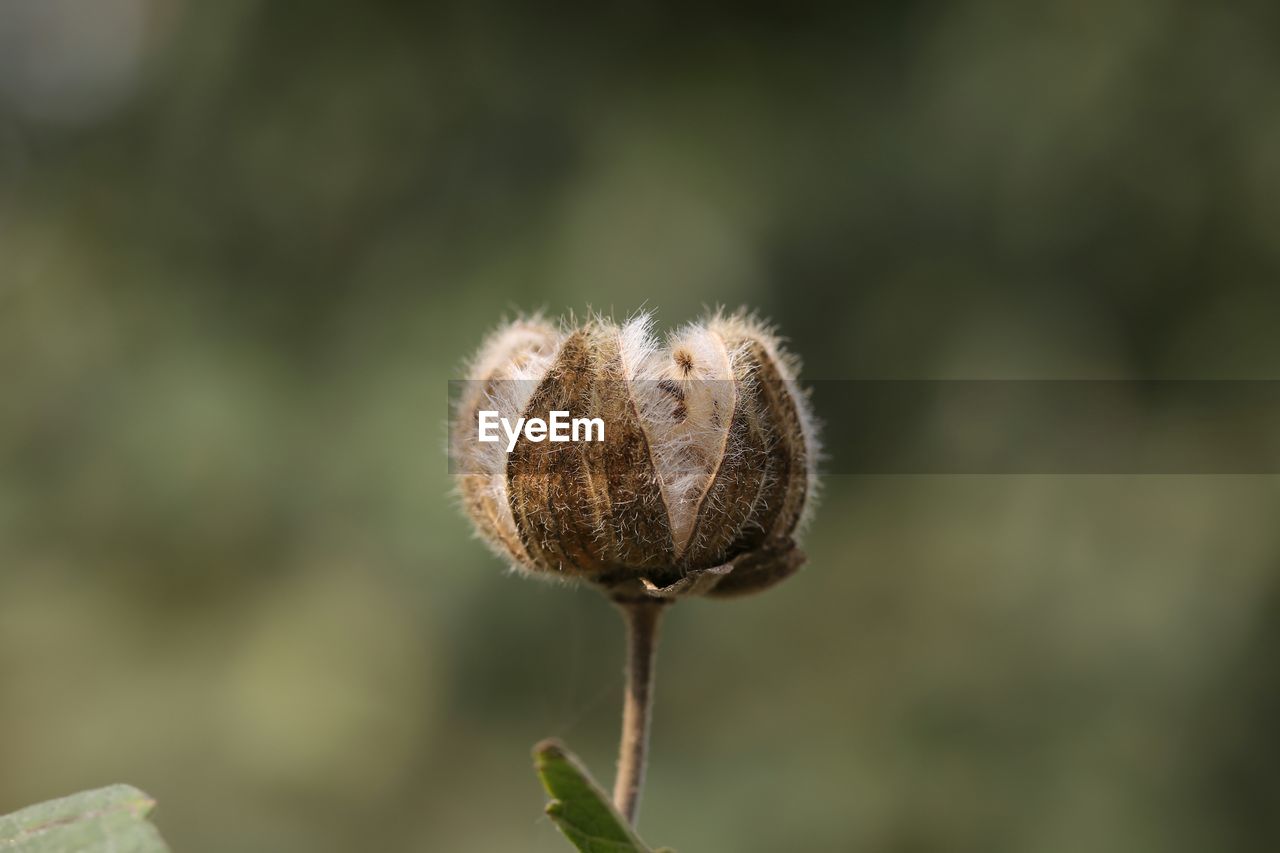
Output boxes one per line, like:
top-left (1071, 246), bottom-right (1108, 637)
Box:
top-left (0, 784), bottom-right (170, 852)
top-left (533, 739), bottom-right (666, 853)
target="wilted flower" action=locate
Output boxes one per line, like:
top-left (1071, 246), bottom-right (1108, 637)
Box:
top-left (452, 311), bottom-right (819, 600)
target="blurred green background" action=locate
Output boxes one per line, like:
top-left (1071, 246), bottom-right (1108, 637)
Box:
top-left (3, 2), bottom-right (1280, 851)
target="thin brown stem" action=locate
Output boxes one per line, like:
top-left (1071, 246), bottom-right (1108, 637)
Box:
top-left (611, 597), bottom-right (666, 826)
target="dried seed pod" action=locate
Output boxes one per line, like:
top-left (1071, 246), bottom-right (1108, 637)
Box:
top-left (452, 310), bottom-right (819, 600)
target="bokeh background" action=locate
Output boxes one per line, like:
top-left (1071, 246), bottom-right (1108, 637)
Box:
top-left (3, 2), bottom-right (1280, 851)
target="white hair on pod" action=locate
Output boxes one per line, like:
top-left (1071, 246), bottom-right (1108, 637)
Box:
top-left (618, 312), bottom-right (737, 557)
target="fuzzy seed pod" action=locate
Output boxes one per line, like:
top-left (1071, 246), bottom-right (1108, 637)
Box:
top-left (452, 311), bottom-right (819, 600)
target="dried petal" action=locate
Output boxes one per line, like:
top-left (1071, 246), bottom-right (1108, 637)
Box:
top-left (452, 318), bottom-right (562, 572)
top-left (507, 320), bottom-right (676, 580)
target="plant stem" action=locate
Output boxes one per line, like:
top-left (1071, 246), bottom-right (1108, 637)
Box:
top-left (611, 597), bottom-right (666, 826)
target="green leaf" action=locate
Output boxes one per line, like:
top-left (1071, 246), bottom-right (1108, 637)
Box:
top-left (533, 739), bottom-right (665, 853)
top-left (0, 784), bottom-right (171, 852)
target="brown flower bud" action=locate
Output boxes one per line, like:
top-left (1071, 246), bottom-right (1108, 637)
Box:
top-left (452, 311), bottom-right (819, 600)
